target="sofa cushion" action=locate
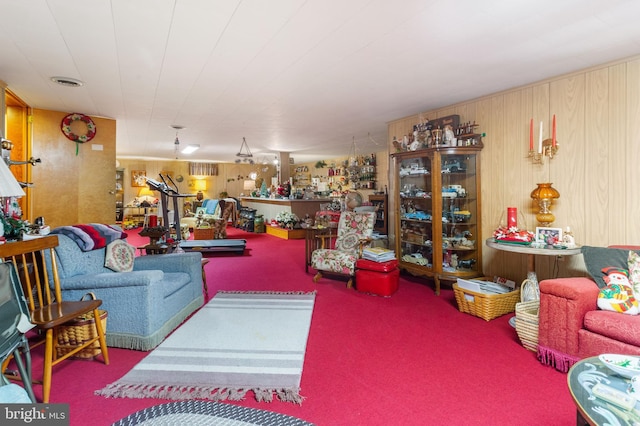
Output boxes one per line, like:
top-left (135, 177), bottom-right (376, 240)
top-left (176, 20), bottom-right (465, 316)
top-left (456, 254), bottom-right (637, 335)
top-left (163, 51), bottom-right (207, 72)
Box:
top-left (629, 251), bottom-right (640, 297)
top-left (160, 272), bottom-right (191, 297)
top-left (202, 199), bottom-right (220, 215)
top-left (584, 309), bottom-right (640, 347)
top-left (54, 235), bottom-right (112, 278)
top-left (582, 246), bottom-right (640, 288)
top-left (104, 239), bottom-right (136, 272)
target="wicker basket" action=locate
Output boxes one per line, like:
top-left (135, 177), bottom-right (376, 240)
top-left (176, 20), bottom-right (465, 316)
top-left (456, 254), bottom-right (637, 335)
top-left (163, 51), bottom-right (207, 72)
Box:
top-left (56, 294), bottom-right (107, 360)
top-left (194, 226), bottom-right (214, 240)
top-left (453, 282), bottom-right (520, 321)
top-left (515, 279), bottom-right (540, 352)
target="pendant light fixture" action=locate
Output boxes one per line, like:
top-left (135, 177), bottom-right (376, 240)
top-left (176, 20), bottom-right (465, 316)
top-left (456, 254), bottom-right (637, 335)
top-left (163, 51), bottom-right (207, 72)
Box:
top-left (235, 137), bottom-right (254, 164)
top-left (171, 125), bottom-right (184, 159)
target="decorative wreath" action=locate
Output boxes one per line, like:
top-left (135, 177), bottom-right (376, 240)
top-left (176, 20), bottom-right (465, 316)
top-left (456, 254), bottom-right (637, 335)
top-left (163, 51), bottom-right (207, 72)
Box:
top-left (61, 113), bottom-right (97, 143)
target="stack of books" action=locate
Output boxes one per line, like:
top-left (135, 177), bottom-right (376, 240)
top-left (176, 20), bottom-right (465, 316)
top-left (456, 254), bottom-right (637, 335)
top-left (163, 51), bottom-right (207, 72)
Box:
top-left (362, 247), bottom-right (396, 262)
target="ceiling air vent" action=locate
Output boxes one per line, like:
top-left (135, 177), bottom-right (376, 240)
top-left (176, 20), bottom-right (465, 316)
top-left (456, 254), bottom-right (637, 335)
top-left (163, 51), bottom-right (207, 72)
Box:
top-left (50, 77), bottom-right (84, 87)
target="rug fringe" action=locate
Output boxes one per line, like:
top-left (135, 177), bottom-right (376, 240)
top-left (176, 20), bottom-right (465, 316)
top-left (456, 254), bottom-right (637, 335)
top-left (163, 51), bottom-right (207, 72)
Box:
top-left (95, 384), bottom-right (303, 405)
top-left (217, 290), bottom-right (317, 296)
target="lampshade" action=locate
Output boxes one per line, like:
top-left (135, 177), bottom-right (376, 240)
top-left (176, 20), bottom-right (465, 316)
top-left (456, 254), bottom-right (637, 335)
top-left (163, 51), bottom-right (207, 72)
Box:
top-left (530, 183), bottom-right (560, 201)
top-left (194, 180), bottom-right (207, 191)
top-left (138, 187), bottom-right (155, 198)
top-left (0, 160), bottom-right (26, 198)
top-left (243, 180), bottom-right (256, 191)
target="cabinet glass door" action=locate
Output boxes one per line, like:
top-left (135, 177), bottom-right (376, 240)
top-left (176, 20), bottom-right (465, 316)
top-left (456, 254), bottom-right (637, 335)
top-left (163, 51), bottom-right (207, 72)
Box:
top-left (440, 152), bottom-right (479, 274)
top-left (398, 153), bottom-right (433, 271)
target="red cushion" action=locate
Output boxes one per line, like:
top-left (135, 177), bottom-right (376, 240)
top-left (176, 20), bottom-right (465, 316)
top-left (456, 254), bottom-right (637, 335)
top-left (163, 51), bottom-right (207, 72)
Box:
top-left (355, 259), bottom-right (398, 272)
top-left (583, 310), bottom-right (640, 347)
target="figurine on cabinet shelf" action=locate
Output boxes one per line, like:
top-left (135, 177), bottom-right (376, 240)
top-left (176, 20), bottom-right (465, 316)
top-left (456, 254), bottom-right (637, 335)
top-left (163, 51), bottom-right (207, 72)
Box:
top-left (443, 125), bottom-right (455, 146)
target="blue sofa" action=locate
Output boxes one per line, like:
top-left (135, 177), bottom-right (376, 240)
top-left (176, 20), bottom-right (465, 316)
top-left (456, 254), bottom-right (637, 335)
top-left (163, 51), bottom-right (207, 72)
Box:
top-left (48, 233), bottom-right (204, 350)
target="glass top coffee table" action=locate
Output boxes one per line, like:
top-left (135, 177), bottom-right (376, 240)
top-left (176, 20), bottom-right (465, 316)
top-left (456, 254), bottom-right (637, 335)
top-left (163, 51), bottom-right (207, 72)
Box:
top-left (568, 356), bottom-right (640, 425)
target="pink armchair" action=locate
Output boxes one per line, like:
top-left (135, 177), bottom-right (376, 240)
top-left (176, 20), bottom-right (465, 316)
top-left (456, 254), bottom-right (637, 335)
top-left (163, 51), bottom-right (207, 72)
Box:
top-left (537, 246), bottom-right (640, 372)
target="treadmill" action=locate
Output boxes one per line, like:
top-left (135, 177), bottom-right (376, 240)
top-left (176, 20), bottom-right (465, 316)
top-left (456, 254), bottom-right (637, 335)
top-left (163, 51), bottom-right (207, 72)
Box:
top-left (145, 174), bottom-right (246, 254)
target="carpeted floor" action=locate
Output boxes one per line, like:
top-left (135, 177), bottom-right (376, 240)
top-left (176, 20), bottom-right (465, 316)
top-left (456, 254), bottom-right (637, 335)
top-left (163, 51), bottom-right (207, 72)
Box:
top-left (98, 291), bottom-right (316, 404)
top-left (14, 225), bottom-right (577, 425)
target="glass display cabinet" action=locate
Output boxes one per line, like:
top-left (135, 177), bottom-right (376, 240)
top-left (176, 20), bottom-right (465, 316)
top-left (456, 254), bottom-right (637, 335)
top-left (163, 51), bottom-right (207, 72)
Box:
top-left (392, 145), bottom-right (483, 295)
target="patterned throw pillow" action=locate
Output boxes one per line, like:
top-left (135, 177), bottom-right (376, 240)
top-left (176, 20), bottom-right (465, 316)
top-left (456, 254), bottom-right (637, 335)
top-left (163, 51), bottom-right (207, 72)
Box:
top-left (581, 246), bottom-right (639, 288)
top-left (629, 251), bottom-right (640, 297)
top-left (597, 267), bottom-right (640, 315)
top-left (104, 239), bottom-right (135, 272)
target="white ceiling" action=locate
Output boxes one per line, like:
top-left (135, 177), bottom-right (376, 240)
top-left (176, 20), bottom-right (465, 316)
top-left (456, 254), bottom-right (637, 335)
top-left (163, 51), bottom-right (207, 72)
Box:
top-left (1, 0), bottom-right (639, 164)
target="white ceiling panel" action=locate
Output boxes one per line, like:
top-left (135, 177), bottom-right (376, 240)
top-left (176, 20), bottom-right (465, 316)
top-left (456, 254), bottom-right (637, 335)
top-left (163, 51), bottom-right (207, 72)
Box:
top-left (0, 0), bottom-right (639, 163)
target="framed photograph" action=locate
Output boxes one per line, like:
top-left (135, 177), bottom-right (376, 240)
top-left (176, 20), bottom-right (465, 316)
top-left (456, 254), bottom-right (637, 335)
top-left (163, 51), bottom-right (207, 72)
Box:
top-left (535, 227), bottom-right (563, 245)
top-left (131, 170), bottom-right (146, 187)
top-left (195, 207), bottom-right (207, 216)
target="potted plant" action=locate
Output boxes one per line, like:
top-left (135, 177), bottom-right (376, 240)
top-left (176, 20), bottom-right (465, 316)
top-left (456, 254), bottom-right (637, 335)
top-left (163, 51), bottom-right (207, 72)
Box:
top-left (1, 215), bottom-right (29, 241)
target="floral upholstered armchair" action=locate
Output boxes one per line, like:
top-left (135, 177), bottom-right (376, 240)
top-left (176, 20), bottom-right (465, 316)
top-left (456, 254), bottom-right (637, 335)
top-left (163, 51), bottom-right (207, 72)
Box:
top-left (311, 211), bottom-right (374, 288)
top-left (194, 200), bottom-right (234, 239)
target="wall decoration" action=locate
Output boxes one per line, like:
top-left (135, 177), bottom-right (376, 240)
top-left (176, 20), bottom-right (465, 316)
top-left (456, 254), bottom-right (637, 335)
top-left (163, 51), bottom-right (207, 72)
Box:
top-left (61, 112), bottom-right (97, 155)
top-left (131, 170), bottom-right (147, 187)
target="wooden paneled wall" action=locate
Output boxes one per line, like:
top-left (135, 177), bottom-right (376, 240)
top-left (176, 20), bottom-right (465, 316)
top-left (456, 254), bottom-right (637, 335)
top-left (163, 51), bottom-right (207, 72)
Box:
top-left (31, 109), bottom-right (116, 227)
top-left (387, 55), bottom-right (640, 284)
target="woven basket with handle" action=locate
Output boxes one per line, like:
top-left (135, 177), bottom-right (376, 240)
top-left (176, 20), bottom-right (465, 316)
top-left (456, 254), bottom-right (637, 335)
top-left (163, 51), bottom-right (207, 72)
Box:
top-left (515, 279), bottom-right (540, 352)
top-left (453, 280), bottom-right (520, 321)
top-left (56, 292), bottom-right (107, 360)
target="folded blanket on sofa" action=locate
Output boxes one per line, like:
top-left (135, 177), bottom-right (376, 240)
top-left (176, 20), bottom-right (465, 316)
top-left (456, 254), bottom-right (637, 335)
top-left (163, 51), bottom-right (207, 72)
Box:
top-left (202, 199), bottom-right (219, 215)
top-left (51, 223), bottom-right (126, 251)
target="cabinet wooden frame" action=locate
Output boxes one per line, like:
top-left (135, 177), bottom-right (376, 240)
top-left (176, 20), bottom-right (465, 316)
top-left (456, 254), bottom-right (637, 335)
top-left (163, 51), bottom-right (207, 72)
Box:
top-left (392, 145), bottom-right (483, 295)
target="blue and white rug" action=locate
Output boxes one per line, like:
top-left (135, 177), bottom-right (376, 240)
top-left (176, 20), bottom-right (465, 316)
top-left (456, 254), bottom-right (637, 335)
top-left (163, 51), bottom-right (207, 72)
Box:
top-left (112, 401), bottom-right (314, 426)
top-left (98, 291), bottom-right (316, 404)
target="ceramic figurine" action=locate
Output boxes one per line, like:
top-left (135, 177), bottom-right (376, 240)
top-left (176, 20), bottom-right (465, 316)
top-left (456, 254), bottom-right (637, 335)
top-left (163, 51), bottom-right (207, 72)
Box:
top-left (563, 226), bottom-right (576, 248)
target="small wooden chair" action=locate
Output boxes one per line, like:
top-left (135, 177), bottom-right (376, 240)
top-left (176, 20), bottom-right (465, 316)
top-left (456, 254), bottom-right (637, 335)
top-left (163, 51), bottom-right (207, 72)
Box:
top-left (0, 235), bottom-right (109, 402)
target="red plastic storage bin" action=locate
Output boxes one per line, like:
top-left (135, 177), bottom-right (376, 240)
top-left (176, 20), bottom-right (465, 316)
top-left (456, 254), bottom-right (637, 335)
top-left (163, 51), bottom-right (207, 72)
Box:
top-left (355, 259), bottom-right (399, 297)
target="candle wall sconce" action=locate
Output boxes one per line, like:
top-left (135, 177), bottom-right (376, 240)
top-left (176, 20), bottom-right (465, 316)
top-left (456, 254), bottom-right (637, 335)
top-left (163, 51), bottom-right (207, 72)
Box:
top-left (528, 139), bottom-right (559, 164)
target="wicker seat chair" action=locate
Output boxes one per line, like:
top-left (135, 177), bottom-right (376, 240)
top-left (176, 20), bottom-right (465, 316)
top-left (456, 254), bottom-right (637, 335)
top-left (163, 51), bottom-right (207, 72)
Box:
top-left (0, 236), bottom-right (109, 403)
top-left (310, 211), bottom-right (374, 288)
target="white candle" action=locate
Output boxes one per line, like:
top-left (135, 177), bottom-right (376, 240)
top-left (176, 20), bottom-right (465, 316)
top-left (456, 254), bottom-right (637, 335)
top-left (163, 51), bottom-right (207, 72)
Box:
top-left (538, 121), bottom-right (543, 154)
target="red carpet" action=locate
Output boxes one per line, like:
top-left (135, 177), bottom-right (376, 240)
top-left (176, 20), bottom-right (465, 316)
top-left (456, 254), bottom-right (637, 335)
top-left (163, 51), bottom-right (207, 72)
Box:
top-left (18, 226), bottom-right (575, 425)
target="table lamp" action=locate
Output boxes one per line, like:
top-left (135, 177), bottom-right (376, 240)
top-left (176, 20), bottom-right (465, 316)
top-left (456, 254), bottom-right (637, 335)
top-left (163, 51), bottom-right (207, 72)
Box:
top-left (530, 183), bottom-right (560, 226)
top-left (243, 180), bottom-right (256, 192)
top-left (138, 187), bottom-right (156, 204)
top-left (194, 179), bottom-right (207, 201)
